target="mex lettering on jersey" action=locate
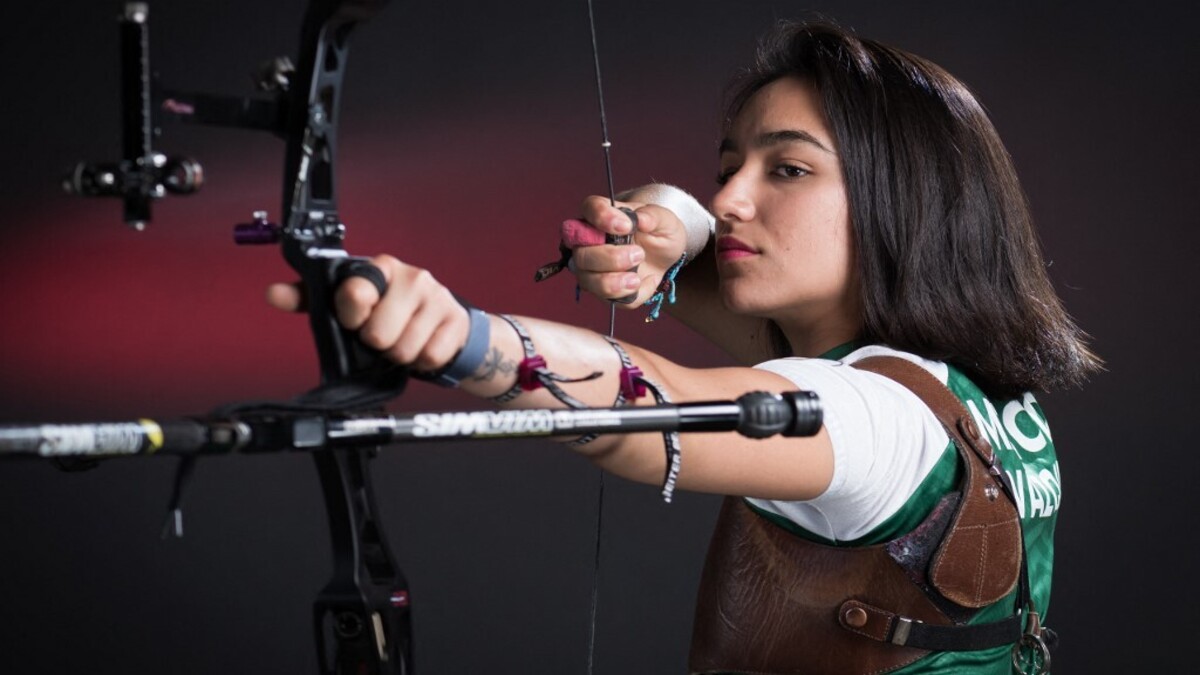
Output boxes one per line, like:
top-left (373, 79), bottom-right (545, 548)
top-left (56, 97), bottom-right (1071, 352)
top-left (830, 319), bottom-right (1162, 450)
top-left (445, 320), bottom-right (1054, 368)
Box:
top-left (965, 393), bottom-right (1061, 520)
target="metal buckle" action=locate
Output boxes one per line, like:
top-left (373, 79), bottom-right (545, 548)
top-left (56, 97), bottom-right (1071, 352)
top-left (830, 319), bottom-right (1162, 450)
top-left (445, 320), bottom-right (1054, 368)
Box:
top-left (889, 617), bottom-right (916, 646)
top-left (1011, 611), bottom-right (1052, 675)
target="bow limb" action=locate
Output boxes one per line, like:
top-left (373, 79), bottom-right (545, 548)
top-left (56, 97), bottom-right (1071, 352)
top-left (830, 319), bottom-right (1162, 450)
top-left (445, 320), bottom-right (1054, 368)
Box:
top-left (276, 1), bottom-right (414, 672)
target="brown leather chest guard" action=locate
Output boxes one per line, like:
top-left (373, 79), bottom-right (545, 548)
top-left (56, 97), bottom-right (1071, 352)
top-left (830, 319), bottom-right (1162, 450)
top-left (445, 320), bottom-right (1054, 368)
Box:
top-left (688, 356), bottom-right (1023, 675)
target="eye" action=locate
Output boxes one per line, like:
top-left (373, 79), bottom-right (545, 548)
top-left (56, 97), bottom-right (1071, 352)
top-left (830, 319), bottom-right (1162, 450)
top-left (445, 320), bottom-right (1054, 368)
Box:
top-left (772, 164), bottom-right (810, 179)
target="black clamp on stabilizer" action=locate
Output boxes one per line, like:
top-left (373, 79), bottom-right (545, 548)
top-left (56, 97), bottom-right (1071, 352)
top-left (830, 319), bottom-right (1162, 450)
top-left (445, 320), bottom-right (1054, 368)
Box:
top-left (736, 391), bottom-right (823, 439)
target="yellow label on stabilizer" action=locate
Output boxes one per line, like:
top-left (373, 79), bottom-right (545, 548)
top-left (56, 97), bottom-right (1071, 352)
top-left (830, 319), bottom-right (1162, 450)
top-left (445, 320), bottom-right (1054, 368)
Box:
top-left (139, 419), bottom-right (164, 453)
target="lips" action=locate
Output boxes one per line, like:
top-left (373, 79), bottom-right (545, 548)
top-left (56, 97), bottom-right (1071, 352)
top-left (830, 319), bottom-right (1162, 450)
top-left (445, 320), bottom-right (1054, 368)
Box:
top-left (717, 235), bottom-right (758, 261)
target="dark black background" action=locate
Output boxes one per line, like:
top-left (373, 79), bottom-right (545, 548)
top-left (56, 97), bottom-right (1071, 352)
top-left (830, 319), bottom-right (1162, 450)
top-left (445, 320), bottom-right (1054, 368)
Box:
top-left (1, 1), bottom-right (1196, 673)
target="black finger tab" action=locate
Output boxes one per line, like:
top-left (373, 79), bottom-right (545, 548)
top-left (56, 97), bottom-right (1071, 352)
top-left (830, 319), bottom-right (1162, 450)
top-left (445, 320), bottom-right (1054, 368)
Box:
top-left (604, 207), bottom-right (638, 247)
top-left (609, 207), bottom-right (639, 304)
top-left (335, 259), bottom-right (388, 298)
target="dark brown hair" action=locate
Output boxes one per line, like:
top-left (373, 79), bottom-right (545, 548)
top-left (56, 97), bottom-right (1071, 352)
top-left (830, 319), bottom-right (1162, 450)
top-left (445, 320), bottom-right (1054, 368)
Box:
top-left (727, 21), bottom-right (1100, 395)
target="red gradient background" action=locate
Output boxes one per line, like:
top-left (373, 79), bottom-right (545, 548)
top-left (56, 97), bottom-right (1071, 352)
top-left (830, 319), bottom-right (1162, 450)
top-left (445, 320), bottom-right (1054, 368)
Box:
top-left (0, 98), bottom-right (729, 419)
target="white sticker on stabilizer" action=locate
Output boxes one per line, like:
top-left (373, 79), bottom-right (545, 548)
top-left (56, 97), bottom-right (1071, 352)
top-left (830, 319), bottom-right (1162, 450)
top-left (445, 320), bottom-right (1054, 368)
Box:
top-left (37, 423), bottom-right (146, 456)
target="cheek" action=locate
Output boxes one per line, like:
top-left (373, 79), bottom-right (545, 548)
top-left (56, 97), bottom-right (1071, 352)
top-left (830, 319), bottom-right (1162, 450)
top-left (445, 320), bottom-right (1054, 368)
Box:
top-left (781, 192), bottom-right (854, 274)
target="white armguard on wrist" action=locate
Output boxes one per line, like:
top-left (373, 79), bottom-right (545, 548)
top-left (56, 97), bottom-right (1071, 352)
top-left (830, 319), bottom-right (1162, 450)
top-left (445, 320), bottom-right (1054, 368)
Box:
top-left (617, 183), bottom-right (715, 262)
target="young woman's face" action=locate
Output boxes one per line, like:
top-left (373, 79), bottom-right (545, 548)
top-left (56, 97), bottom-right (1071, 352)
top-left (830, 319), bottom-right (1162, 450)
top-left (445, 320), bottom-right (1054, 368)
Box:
top-left (712, 77), bottom-right (858, 338)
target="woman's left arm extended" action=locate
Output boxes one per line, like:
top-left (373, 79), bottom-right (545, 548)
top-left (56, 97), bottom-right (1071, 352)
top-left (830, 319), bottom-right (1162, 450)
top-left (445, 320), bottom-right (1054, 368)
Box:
top-left (268, 254), bottom-right (835, 501)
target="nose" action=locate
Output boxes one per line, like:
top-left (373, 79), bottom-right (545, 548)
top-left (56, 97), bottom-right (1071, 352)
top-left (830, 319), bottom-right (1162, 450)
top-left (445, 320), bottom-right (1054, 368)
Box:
top-left (711, 171), bottom-right (755, 225)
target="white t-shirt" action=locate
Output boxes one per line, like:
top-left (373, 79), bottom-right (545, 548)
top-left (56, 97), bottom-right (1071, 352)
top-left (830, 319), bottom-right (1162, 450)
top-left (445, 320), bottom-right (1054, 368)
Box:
top-left (751, 345), bottom-right (952, 543)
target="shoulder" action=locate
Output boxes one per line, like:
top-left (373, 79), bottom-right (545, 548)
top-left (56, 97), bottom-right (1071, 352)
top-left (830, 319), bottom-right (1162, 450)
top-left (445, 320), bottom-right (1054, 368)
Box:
top-left (756, 344), bottom-right (948, 385)
top-left (749, 345), bottom-right (955, 542)
top-left (754, 345), bottom-right (950, 436)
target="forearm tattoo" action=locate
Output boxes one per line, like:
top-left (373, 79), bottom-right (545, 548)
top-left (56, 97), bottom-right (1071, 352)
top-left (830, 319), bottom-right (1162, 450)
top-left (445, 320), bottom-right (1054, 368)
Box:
top-left (471, 346), bottom-right (518, 383)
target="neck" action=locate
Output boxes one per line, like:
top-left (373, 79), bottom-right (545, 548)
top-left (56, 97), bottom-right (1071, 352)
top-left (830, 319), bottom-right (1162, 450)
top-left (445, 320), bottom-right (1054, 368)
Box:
top-left (780, 324), bottom-right (859, 358)
top-left (775, 302), bottom-right (862, 358)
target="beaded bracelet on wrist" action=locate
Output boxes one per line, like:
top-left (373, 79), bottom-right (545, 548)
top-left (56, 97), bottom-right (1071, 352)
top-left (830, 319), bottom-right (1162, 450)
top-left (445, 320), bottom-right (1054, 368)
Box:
top-left (643, 253), bottom-right (688, 322)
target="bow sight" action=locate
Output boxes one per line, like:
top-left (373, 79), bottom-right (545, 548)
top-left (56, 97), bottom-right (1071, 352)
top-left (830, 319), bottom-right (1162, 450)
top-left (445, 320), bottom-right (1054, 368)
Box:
top-left (62, 3), bottom-right (204, 229)
top-left (61, 2), bottom-right (418, 672)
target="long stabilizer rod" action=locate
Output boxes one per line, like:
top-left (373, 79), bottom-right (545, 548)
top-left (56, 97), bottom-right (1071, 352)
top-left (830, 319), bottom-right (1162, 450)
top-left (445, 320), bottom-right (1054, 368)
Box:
top-left (0, 391), bottom-right (821, 459)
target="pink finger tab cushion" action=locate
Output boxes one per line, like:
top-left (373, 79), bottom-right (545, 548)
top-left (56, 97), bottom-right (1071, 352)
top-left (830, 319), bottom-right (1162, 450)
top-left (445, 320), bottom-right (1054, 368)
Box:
top-left (561, 219), bottom-right (608, 248)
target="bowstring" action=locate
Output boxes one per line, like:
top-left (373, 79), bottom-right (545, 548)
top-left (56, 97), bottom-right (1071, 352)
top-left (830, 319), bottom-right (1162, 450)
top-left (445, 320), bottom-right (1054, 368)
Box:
top-left (586, 0), bottom-right (621, 337)
top-left (585, 0), bottom-right (618, 671)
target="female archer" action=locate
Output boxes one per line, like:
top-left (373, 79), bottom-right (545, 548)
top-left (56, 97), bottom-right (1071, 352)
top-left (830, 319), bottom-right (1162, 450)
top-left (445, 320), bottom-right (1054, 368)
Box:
top-left (270, 20), bottom-right (1098, 675)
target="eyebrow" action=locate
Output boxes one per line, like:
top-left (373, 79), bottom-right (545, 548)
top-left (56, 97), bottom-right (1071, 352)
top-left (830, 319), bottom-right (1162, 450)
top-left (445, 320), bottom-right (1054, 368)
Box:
top-left (719, 129), bottom-right (834, 155)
